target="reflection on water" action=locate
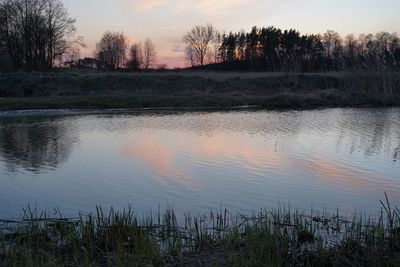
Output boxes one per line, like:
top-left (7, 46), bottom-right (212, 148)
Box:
top-left (0, 116), bottom-right (79, 173)
top-left (0, 108), bottom-right (399, 218)
top-left (120, 132), bottom-right (284, 191)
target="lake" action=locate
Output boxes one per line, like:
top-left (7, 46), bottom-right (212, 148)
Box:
top-left (0, 108), bottom-right (399, 218)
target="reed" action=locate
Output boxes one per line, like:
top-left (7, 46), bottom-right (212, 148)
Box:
top-left (1, 195), bottom-right (399, 266)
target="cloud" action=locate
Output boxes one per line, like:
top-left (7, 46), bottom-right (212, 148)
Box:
top-left (171, 44), bottom-right (185, 53)
top-left (115, 0), bottom-right (255, 15)
top-left (116, 0), bottom-right (167, 11)
top-left (140, 0), bottom-right (167, 9)
top-left (178, 0), bottom-right (255, 16)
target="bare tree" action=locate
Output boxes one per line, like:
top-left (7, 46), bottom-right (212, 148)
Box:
top-left (128, 42), bottom-right (143, 71)
top-left (96, 31), bottom-right (127, 71)
top-left (0, 0), bottom-right (79, 70)
top-left (182, 24), bottom-right (400, 72)
top-left (207, 31), bottom-right (221, 64)
top-left (345, 34), bottom-right (357, 57)
top-left (374, 32), bottom-right (392, 54)
top-left (45, 0), bottom-right (78, 68)
top-left (357, 34), bottom-right (373, 56)
top-left (184, 24), bottom-right (217, 66)
top-left (322, 30), bottom-right (343, 70)
top-left (142, 38), bottom-right (156, 70)
top-left (323, 30), bottom-right (341, 59)
top-left (185, 46), bottom-right (195, 67)
top-left (343, 34), bottom-right (357, 69)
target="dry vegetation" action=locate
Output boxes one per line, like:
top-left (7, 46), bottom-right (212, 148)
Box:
top-left (1, 195), bottom-right (399, 266)
top-left (0, 71), bottom-right (399, 110)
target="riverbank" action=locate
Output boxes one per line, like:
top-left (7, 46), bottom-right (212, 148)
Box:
top-left (0, 71), bottom-right (399, 110)
top-left (1, 197), bottom-right (399, 266)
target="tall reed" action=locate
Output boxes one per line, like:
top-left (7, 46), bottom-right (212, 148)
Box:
top-left (1, 195), bottom-right (399, 266)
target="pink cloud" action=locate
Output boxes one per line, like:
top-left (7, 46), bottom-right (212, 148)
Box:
top-left (140, 0), bottom-right (167, 9)
top-left (177, 0), bottom-right (255, 16)
top-left (116, 0), bottom-right (255, 15)
top-left (116, 0), bottom-right (167, 11)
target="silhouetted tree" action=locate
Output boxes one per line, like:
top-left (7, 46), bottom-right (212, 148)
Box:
top-left (185, 46), bottom-right (195, 67)
top-left (236, 31), bottom-right (246, 61)
top-left (259, 26), bottom-right (282, 70)
top-left (300, 34), bottom-right (325, 71)
top-left (322, 30), bottom-right (340, 70)
top-left (128, 42), bottom-right (143, 71)
top-left (280, 29), bottom-right (301, 71)
top-left (343, 34), bottom-right (357, 69)
top-left (199, 25), bottom-right (400, 72)
top-left (184, 24), bottom-right (217, 66)
top-left (0, 0), bottom-right (79, 71)
top-left (210, 31), bottom-right (222, 63)
top-left (223, 32), bottom-right (237, 62)
top-left (142, 38), bottom-right (156, 70)
top-left (96, 31), bottom-right (127, 71)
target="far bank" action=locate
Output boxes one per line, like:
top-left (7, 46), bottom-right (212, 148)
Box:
top-left (0, 71), bottom-right (399, 110)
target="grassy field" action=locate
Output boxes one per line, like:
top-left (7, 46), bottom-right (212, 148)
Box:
top-left (1, 195), bottom-right (399, 266)
top-left (0, 71), bottom-right (399, 110)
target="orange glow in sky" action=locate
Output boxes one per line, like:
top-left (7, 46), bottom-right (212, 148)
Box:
top-left (64, 0), bottom-right (400, 67)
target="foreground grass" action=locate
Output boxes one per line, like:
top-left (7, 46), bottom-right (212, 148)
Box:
top-left (0, 71), bottom-right (399, 110)
top-left (1, 195), bottom-right (399, 266)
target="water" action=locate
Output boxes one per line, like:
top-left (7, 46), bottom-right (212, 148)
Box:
top-left (0, 108), bottom-right (399, 218)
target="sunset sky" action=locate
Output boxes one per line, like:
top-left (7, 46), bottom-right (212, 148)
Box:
top-left (64, 0), bottom-right (400, 68)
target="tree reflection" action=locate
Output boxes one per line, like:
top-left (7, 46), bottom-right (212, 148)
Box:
top-left (336, 108), bottom-right (400, 162)
top-left (0, 116), bottom-right (79, 173)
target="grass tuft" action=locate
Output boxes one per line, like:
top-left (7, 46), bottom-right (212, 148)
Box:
top-left (1, 196), bottom-right (400, 266)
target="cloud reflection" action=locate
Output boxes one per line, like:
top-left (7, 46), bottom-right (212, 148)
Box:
top-left (295, 156), bottom-right (400, 200)
top-left (121, 128), bottom-right (400, 201)
top-left (121, 132), bottom-right (200, 190)
top-left (120, 131), bottom-right (283, 189)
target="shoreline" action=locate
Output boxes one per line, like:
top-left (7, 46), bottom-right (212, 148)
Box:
top-left (0, 71), bottom-right (399, 112)
top-left (1, 199), bottom-right (399, 266)
top-left (0, 94), bottom-right (399, 114)
top-left (0, 105), bottom-right (259, 116)
top-left (0, 103), bottom-right (398, 118)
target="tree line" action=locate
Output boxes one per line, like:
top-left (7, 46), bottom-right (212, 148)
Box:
top-left (1, 0), bottom-right (399, 72)
top-left (0, 0), bottom-right (81, 71)
top-left (63, 31), bottom-right (158, 72)
top-left (91, 32), bottom-right (156, 71)
top-left (48, 31), bottom-right (158, 72)
top-left (0, 0), bottom-right (157, 72)
top-left (184, 25), bottom-right (400, 72)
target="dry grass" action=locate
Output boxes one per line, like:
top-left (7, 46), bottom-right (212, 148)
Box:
top-left (0, 71), bottom-right (399, 110)
top-left (1, 195), bottom-right (400, 266)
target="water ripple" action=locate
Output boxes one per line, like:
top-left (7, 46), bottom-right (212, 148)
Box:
top-left (0, 108), bottom-right (399, 218)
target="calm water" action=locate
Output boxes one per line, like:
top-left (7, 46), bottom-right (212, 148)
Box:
top-left (0, 108), bottom-right (399, 218)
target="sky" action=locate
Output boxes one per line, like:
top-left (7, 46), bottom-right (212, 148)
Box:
top-left (63, 0), bottom-right (400, 68)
